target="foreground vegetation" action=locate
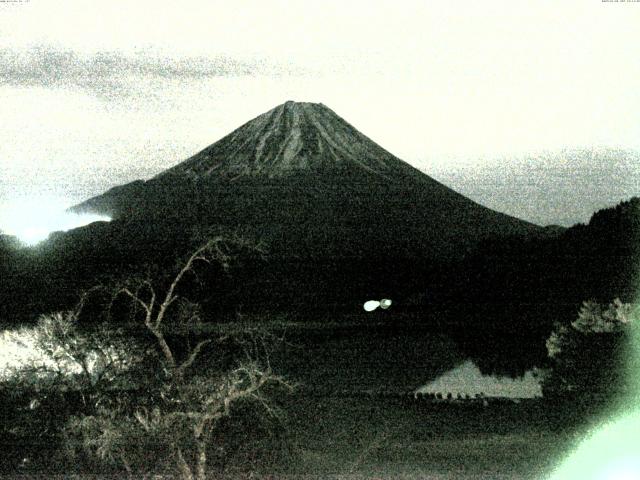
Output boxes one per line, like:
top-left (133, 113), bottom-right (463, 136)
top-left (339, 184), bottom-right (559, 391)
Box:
top-left (0, 220), bottom-right (637, 478)
top-left (1, 236), bottom-right (292, 479)
top-left (0, 389), bottom-right (602, 478)
top-left (1, 295), bottom-right (633, 478)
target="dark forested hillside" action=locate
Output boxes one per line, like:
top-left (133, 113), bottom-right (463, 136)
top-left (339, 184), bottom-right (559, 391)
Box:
top-left (439, 197), bottom-right (640, 376)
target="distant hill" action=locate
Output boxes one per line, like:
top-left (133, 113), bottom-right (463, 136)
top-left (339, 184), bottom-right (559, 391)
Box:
top-left (429, 148), bottom-right (640, 227)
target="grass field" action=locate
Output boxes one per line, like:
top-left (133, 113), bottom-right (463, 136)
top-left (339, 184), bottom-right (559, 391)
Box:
top-left (0, 382), bottom-right (604, 479)
top-left (235, 394), bottom-right (590, 480)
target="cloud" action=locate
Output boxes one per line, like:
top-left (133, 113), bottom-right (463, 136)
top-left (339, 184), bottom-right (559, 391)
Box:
top-left (0, 46), bottom-right (304, 100)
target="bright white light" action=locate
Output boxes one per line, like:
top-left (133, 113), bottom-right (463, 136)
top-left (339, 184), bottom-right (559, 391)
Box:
top-left (601, 460), bottom-right (640, 480)
top-left (364, 299), bottom-right (392, 312)
top-left (0, 328), bottom-right (53, 378)
top-left (549, 411), bottom-right (640, 479)
top-left (364, 300), bottom-right (380, 312)
top-left (0, 326), bottom-right (105, 379)
top-left (0, 196), bottom-right (110, 246)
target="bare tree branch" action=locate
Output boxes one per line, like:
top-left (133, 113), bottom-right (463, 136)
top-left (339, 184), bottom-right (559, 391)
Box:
top-left (176, 339), bottom-right (212, 376)
top-left (155, 237), bottom-right (224, 331)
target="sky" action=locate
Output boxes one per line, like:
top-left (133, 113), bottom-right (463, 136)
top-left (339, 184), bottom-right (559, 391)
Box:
top-left (1, 0), bottom-right (639, 230)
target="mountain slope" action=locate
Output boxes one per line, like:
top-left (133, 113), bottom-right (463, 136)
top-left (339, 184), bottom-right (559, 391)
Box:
top-left (73, 101), bottom-right (538, 249)
top-left (66, 101), bottom-right (542, 309)
top-left (75, 101), bottom-right (467, 218)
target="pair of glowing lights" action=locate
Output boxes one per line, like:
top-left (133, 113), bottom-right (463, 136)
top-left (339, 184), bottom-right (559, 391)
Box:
top-left (363, 298), bottom-right (392, 312)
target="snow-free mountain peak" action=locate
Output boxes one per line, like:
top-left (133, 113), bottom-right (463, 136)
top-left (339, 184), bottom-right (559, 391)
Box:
top-left (158, 100), bottom-right (415, 180)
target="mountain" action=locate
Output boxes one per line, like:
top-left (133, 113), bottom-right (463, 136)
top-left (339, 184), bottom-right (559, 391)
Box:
top-left (66, 101), bottom-right (542, 311)
top-left (73, 101), bottom-right (538, 246)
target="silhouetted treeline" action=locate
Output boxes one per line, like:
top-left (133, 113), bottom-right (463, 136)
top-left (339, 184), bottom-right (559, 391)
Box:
top-left (441, 197), bottom-right (640, 376)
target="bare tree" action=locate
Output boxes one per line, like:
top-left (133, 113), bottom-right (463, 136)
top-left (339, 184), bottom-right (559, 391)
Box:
top-left (11, 236), bottom-right (291, 479)
top-left (80, 236), bottom-right (290, 479)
